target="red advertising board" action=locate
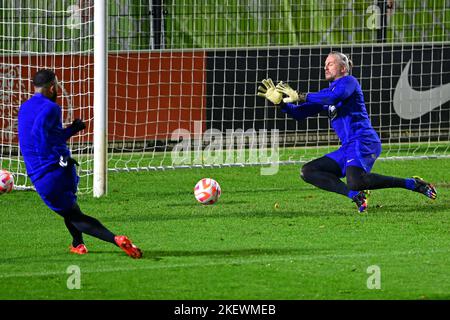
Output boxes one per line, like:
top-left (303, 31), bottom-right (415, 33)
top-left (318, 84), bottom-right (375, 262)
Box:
top-left (0, 51), bottom-right (206, 144)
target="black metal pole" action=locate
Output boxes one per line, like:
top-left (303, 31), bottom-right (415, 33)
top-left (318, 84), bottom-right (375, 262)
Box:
top-left (152, 0), bottom-right (163, 49)
top-left (378, 0), bottom-right (388, 43)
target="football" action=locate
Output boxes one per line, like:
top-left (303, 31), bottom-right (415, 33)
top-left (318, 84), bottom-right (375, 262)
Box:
top-left (0, 169), bottom-right (14, 194)
top-left (194, 178), bottom-right (221, 205)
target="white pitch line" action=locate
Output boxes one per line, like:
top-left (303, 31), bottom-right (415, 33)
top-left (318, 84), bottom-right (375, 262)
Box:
top-left (1, 248), bottom-right (448, 280)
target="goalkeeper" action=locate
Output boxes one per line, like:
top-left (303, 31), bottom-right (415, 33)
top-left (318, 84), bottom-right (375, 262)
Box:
top-left (18, 69), bottom-right (142, 258)
top-left (257, 51), bottom-right (437, 212)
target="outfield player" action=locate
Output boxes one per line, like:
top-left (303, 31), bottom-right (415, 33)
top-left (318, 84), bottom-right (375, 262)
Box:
top-left (257, 51), bottom-right (437, 212)
top-left (18, 69), bottom-right (142, 258)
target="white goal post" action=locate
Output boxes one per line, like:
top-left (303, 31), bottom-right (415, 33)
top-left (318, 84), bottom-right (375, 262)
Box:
top-left (0, 1), bottom-right (449, 197)
top-left (93, 0), bottom-right (107, 197)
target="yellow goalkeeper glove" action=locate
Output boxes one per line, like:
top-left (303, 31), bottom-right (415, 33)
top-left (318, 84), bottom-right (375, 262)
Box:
top-left (257, 78), bottom-right (283, 105)
top-left (276, 81), bottom-right (306, 103)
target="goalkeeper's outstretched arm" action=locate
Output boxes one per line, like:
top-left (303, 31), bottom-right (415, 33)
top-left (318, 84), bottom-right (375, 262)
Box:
top-left (256, 78), bottom-right (322, 121)
top-left (280, 102), bottom-right (324, 121)
top-left (276, 82), bottom-right (307, 104)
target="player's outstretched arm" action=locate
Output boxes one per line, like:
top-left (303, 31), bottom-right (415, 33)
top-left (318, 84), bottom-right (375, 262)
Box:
top-left (257, 78), bottom-right (283, 105)
top-left (276, 82), bottom-right (307, 103)
top-left (281, 102), bottom-right (324, 121)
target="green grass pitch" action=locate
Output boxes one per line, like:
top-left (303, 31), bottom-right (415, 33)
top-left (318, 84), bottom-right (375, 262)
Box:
top-left (1, 158), bottom-right (449, 299)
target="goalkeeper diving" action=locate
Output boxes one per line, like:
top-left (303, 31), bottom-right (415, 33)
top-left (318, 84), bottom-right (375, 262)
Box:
top-left (257, 51), bottom-right (437, 212)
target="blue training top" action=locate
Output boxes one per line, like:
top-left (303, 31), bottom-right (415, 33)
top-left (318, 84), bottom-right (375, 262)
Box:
top-left (281, 75), bottom-right (380, 145)
top-left (18, 93), bottom-right (76, 183)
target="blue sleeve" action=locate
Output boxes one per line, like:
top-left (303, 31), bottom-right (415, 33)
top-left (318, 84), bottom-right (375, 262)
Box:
top-left (31, 105), bottom-right (59, 153)
top-left (280, 102), bottom-right (325, 121)
top-left (305, 76), bottom-right (357, 106)
top-left (31, 104), bottom-right (71, 158)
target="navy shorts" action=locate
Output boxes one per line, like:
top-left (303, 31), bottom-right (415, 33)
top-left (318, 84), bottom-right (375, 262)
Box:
top-left (33, 165), bottom-right (79, 212)
top-left (325, 140), bottom-right (382, 178)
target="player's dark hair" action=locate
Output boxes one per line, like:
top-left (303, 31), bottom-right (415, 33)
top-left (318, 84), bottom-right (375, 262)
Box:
top-left (32, 69), bottom-right (56, 87)
top-left (329, 51), bottom-right (352, 74)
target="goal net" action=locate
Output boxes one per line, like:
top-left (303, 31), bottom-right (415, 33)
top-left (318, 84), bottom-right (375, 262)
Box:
top-left (1, 0), bottom-right (449, 195)
top-left (0, 0), bottom-right (95, 191)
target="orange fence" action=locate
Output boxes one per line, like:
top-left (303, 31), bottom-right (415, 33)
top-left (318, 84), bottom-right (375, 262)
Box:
top-left (0, 51), bottom-right (206, 144)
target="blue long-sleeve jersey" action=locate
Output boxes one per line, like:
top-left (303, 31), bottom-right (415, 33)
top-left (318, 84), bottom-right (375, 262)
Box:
top-left (281, 75), bottom-right (380, 145)
top-left (18, 93), bottom-right (77, 183)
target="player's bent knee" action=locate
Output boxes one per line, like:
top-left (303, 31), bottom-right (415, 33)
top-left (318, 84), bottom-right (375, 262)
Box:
top-left (300, 164), bottom-right (313, 182)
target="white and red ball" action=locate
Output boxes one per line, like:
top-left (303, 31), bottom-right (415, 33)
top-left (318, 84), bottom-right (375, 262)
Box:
top-left (0, 169), bottom-right (14, 194)
top-left (194, 178), bottom-right (221, 205)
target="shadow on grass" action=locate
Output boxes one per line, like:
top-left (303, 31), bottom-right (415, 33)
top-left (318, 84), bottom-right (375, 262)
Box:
top-left (87, 247), bottom-right (323, 261)
top-left (0, 246), bottom-right (325, 265)
top-left (99, 198), bottom-right (449, 223)
top-left (101, 209), bottom-right (339, 223)
top-left (365, 202), bottom-right (448, 214)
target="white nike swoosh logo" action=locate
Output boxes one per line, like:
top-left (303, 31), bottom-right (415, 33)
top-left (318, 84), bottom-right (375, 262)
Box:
top-left (393, 60), bottom-right (450, 120)
top-left (59, 156), bottom-right (67, 167)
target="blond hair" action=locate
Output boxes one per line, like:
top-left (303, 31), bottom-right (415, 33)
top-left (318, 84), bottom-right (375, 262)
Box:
top-left (329, 51), bottom-right (353, 74)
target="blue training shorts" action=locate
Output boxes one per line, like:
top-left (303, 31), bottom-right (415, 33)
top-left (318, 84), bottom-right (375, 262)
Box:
top-left (33, 165), bottom-right (79, 212)
top-left (325, 140), bottom-right (382, 178)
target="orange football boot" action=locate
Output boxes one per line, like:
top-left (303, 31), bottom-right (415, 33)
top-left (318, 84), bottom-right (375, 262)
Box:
top-left (69, 244), bottom-right (88, 255)
top-left (114, 235), bottom-right (142, 259)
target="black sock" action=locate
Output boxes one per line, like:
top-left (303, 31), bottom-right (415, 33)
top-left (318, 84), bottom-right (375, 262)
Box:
top-left (70, 214), bottom-right (117, 245)
top-left (64, 218), bottom-right (84, 247)
top-left (346, 166), bottom-right (407, 190)
top-left (359, 173), bottom-right (406, 189)
top-left (59, 204), bottom-right (117, 245)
